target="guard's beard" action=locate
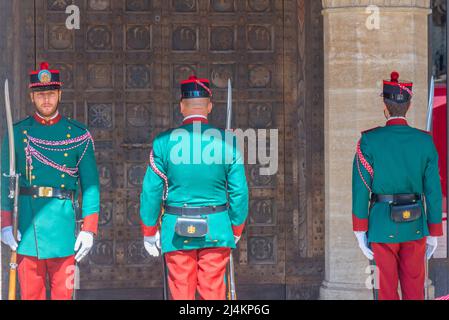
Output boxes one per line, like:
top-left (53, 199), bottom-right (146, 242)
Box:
top-left (36, 108), bottom-right (59, 121)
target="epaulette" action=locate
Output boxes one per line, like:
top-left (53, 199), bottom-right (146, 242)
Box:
top-left (361, 126), bottom-right (380, 134)
top-left (13, 116), bottom-right (32, 126)
top-left (66, 117), bottom-right (88, 131)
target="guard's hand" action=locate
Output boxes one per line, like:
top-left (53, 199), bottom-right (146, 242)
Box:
top-left (354, 231), bottom-right (374, 260)
top-left (1, 226), bottom-right (21, 251)
top-left (234, 235), bottom-right (241, 245)
top-left (426, 236), bottom-right (438, 260)
top-left (144, 231), bottom-right (161, 257)
top-left (74, 231), bottom-right (94, 262)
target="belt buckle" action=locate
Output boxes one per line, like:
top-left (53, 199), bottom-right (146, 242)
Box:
top-left (38, 187), bottom-right (53, 198)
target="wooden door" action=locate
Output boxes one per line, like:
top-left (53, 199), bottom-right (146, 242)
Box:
top-left (2, 0), bottom-right (325, 300)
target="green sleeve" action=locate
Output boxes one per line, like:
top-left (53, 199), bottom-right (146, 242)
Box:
top-left (78, 133), bottom-right (100, 217)
top-left (140, 136), bottom-right (165, 228)
top-left (351, 134), bottom-right (373, 230)
top-left (423, 140), bottom-right (443, 226)
top-left (1, 133), bottom-right (12, 212)
top-left (226, 135), bottom-right (249, 228)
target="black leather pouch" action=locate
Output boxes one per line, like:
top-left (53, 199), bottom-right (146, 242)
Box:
top-left (175, 216), bottom-right (208, 238)
top-left (390, 203), bottom-right (422, 223)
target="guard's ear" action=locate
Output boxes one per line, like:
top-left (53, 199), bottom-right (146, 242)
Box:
top-left (29, 92), bottom-right (35, 104)
top-left (58, 90), bottom-right (62, 103)
top-left (180, 99), bottom-right (186, 114)
top-left (383, 106), bottom-right (390, 120)
top-left (207, 100), bottom-right (213, 114)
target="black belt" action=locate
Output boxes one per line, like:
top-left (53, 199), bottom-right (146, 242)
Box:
top-left (164, 204), bottom-right (228, 216)
top-left (20, 186), bottom-right (75, 200)
top-left (371, 193), bottom-right (421, 204)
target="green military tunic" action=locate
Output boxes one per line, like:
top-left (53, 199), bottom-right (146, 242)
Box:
top-left (140, 119), bottom-right (249, 254)
top-left (1, 114), bottom-right (100, 259)
top-left (352, 118), bottom-right (443, 243)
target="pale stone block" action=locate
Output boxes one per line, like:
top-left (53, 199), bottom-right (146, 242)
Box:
top-left (321, 0), bottom-right (431, 300)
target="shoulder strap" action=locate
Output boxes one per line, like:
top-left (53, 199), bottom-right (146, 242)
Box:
top-left (356, 139), bottom-right (373, 193)
top-left (149, 149), bottom-right (168, 201)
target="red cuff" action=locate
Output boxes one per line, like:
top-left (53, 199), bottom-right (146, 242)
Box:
top-left (352, 213), bottom-right (368, 232)
top-left (141, 221), bottom-right (158, 237)
top-left (232, 223), bottom-right (245, 237)
top-left (428, 223), bottom-right (443, 237)
top-left (82, 213), bottom-right (99, 235)
top-left (1, 211), bottom-right (12, 228)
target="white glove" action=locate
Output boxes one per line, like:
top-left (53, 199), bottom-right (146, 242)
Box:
top-left (354, 231), bottom-right (374, 260)
top-left (426, 236), bottom-right (438, 260)
top-left (74, 231), bottom-right (94, 262)
top-left (1, 226), bottom-right (21, 251)
top-left (234, 235), bottom-right (241, 245)
top-left (144, 231), bottom-right (161, 257)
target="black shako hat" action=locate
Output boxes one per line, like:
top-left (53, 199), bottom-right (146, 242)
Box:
top-left (29, 62), bottom-right (63, 92)
top-left (180, 75), bottom-right (212, 99)
top-left (382, 71), bottom-right (413, 103)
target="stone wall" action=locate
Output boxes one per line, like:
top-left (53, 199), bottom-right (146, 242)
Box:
top-left (320, 0), bottom-right (431, 300)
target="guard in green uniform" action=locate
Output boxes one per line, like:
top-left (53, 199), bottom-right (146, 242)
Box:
top-left (1, 62), bottom-right (100, 300)
top-left (352, 71), bottom-right (443, 300)
top-left (140, 75), bottom-right (249, 300)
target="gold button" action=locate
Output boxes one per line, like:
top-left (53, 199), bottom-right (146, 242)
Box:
top-left (184, 240), bottom-right (190, 244)
top-left (61, 184), bottom-right (65, 188)
top-left (389, 235), bottom-right (395, 238)
top-left (68, 126), bottom-right (72, 130)
top-left (23, 130), bottom-right (27, 134)
top-left (67, 134), bottom-right (71, 138)
top-left (64, 153), bottom-right (68, 157)
top-left (61, 174), bottom-right (65, 178)
top-left (33, 195), bottom-right (37, 199)
top-left (32, 175), bottom-right (36, 180)
top-left (23, 139), bottom-right (27, 143)
top-left (417, 231), bottom-right (421, 234)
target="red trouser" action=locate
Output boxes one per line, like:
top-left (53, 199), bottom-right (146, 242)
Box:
top-left (371, 238), bottom-right (426, 300)
top-left (165, 247), bottom-right (231, 300)
top-left (17, 255), bottom-right (75, 300)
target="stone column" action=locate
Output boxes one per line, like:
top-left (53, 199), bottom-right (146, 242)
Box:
top-left (320, 0), bottom-right (431, 300)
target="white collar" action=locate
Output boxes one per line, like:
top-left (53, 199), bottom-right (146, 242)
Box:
top-left (387, 116), bottom-right (407, 121)
top-left (35, 110), bottom-right (59, 121)
top-left (183, 115), bottom-right (208, 121)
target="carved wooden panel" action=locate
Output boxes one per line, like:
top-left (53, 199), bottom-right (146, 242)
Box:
top-left (0, 0), bottom-right (37, 299)
top-left (30, 0), bottom-right (325, 299)
top-left (35, 0), bottom-right (164, 290)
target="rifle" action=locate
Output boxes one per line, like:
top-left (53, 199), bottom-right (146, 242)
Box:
top-left (72, 198), bottom-right (82, 300)
top-left (424, 75), bottom-right (435, 300)
top-left (4, 79), bottom-right (20, 300)
top-left (226, 79), bottom-right (237, 301)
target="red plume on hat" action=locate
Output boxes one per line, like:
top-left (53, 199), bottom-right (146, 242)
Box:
top-left (390, 71), bottom-right (400, 82)
top-left (40, 61), bottom-right (50, 70)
